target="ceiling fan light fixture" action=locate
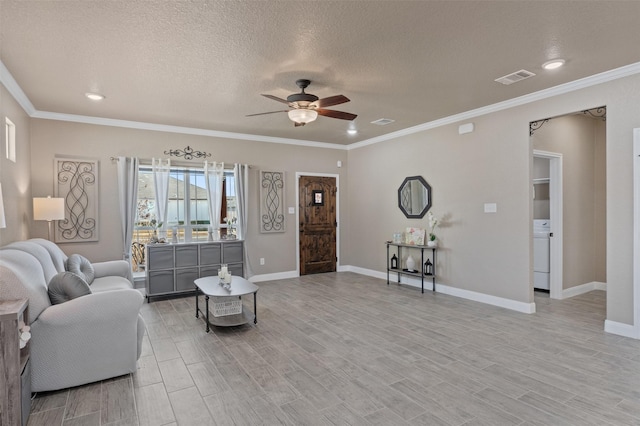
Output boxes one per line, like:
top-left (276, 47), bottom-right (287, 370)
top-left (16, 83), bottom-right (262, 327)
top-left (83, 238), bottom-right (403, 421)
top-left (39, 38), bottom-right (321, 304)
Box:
top-left (288, 108), bottom-right (318, 124)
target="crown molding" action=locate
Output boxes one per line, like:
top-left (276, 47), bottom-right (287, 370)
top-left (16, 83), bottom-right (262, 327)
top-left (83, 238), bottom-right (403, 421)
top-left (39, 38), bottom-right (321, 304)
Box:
top-left (30, 110), bottom-right (346, 150)
top-left (347, 61), bottom-right (640, 150)
top-left (2, 58), bottom-right (639, 151)
top-left (0, 60), bottom-right (36, 115)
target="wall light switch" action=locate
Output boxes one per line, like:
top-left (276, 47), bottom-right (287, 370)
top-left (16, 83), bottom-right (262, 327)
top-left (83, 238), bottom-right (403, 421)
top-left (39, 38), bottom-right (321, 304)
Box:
top-left (484, 203), bottom-right (497, 213)
top-left (288, 207), bottom-right (295, 214)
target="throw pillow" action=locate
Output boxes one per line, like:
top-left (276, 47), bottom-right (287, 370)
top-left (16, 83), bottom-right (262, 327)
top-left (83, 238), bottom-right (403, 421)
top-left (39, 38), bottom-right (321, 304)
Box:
top-left (66, 254), bottom-right (95, 284)
top-left (48, 272), bottom-right (92, 305)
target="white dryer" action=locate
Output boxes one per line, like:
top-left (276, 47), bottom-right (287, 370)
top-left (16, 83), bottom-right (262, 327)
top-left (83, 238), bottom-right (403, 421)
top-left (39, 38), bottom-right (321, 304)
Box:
top-left (533, 220), bottom-right (551, 290)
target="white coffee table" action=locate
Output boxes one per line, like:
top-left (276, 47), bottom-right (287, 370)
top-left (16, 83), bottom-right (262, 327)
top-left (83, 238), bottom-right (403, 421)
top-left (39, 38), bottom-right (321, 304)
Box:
top-left (194, 276), bottom-right (259, 332)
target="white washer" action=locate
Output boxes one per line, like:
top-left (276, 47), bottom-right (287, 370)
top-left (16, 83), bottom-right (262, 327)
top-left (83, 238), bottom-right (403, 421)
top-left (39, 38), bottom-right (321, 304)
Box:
top-left (533, 220), bottom-right (551, 290)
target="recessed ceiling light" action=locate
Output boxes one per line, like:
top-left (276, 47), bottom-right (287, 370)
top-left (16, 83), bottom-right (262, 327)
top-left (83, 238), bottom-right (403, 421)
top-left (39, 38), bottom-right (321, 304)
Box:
top-left (542, 59), bottom-right (565, 70)
top-left (85, 92), bottom-right (105, 101)
top-left (347, 129), bottom-right (357, 135)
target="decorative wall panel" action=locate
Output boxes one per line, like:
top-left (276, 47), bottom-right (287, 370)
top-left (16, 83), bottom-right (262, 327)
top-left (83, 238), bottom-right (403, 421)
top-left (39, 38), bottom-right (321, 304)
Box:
top-left (54, 158), bottom-right (99, 243)
top-left (259, 171), bottom-right (285, 233)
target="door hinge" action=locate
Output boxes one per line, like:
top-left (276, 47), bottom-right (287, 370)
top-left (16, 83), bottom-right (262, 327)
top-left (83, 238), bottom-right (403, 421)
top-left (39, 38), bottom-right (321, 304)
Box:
top-left (335, 221), bottom-right (338, 227)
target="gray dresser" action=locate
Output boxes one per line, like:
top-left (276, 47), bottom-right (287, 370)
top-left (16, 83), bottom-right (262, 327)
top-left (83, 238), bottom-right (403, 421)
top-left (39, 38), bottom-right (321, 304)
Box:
top-left (145, 241), bottom-right (244, 300)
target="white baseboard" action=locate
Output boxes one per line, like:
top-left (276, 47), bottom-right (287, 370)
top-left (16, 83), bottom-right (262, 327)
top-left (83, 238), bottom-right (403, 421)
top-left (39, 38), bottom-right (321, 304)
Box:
top-left (560, 281), bottom-right (607, 299)
top-left (341, 265), bottom-right (535, 314)
top-left (249, 270), bottom-right (298, 283)
top-left (604, 319), bottom-right (639, 339)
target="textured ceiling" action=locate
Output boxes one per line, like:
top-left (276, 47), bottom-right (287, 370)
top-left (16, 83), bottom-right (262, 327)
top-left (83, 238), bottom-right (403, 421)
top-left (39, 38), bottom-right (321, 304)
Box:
top-left (1, 1), bottom-right (640, 146)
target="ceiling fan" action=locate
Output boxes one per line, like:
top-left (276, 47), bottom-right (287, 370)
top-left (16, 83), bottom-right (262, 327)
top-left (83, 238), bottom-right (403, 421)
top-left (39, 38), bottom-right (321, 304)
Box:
top-left (247, 79), bottom-right (357, 127)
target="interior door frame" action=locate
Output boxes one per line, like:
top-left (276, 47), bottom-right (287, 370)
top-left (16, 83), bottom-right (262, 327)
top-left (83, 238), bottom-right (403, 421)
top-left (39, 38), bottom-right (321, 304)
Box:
top-left (533, 150), bottom-right (563, 299)
top-left (295, 172), bottom-right (340, 276)
top-left (633, 128), bottom-right (640, 338)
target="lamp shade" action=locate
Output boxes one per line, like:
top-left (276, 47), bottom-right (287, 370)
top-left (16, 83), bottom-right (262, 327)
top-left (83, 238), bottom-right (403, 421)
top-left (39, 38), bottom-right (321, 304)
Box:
top-left (288, 108), bottom-right (318, 124)
top-left (0, 183), bottom-right (6, 229)
top-left (33, 197), bottom-right (65, 221)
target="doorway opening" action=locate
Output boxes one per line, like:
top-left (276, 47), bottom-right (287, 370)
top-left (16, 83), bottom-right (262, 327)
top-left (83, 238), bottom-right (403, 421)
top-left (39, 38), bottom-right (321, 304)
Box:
top-left (530, 107), bottom-right (607, 301)
top-left (533, 151), bottom-right (563, 299)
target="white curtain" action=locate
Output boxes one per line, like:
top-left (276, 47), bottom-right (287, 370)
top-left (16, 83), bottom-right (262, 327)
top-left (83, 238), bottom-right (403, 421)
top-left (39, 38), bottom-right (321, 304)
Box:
top-left (116, 156), bottom-right (139, 269)
top-left (152, 158), bottom-right (170, 228)
top-left (204, 161), bottom-right (225, 231)
top-left (234, 163), bottom-right (251, 277)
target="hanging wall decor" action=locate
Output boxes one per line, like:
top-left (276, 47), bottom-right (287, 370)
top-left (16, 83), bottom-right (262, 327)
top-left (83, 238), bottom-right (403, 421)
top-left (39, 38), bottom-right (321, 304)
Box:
top-left (54, 157), bottom-right (99, 243)
top-left (164, 146), bottom-right (211, 160)
top-left (259, 170), bottom-right (285, 233)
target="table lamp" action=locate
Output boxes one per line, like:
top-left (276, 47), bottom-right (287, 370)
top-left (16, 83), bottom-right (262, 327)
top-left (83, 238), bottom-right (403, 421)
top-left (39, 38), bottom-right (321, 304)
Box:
top-left (33, 196), bottom-right (65, 240)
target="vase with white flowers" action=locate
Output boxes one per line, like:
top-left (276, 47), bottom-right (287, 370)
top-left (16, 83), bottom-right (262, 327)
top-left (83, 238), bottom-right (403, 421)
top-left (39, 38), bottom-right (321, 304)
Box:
top-left (427, 211), bottom-right (438, 247)
top-left (223, 216), bottom-right (237, 239)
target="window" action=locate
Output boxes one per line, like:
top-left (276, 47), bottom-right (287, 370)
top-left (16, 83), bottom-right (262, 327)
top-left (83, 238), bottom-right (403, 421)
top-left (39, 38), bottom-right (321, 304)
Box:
top-left (5, 117), bottom-right (16, 163)
top-left (133, 165), bottom-right (236, 244)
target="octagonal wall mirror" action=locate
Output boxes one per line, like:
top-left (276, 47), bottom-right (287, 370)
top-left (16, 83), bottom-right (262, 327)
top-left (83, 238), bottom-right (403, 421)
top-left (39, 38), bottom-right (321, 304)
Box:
top-left (398, 176), bottom-right (432, 218)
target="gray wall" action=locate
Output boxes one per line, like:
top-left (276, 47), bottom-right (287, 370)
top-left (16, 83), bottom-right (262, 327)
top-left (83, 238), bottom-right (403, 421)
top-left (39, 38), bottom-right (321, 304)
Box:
top-left (28, 119), bottom-right (347, 276)
top-left (345, 73), bottom-right (639, 325)
top-left (0, 85), bottom-right (31, 245)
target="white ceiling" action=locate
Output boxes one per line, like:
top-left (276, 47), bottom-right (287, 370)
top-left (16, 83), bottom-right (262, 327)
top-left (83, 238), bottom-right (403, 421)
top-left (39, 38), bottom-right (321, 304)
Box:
top-left (1, 1), bottom-right (640, 146)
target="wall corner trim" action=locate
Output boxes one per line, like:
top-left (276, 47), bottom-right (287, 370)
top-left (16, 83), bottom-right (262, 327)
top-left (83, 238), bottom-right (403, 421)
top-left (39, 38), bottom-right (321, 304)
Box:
top-left (604, 320), bottom-right (639, 339)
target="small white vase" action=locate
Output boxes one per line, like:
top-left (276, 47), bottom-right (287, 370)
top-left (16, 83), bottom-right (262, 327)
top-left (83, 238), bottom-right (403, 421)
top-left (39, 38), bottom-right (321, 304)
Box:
top-left (427, 240), bottom-right (437, 247)
top-left (406, 255), bottom-right (416, 271)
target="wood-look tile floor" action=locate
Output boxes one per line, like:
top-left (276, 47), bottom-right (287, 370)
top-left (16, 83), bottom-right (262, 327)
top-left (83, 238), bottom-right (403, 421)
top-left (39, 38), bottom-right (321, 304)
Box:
top-left (28, 272), bottom-right (640, 425)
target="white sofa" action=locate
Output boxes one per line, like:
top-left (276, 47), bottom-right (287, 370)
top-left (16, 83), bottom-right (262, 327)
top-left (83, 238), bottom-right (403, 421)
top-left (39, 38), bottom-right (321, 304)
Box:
top-left (0, 238), bottom-right (146, 392)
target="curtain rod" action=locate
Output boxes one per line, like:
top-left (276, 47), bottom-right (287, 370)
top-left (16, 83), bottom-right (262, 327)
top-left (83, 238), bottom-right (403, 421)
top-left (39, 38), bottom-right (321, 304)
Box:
top-left (110, 157), bottom-right (252, 168)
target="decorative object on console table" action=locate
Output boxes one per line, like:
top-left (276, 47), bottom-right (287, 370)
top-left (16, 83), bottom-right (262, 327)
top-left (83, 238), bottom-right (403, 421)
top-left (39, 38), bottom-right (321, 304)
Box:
top-left (54, 157), bottom-right (99, 243)
top-left (424, 259), bottom-right (433, 275)
top-left (427, 211), bottom-right (439, 247)
top-left (405, 254), bottom-right (416, 272)
top-left (405, 227), bottom-right (425, 245)
top-left (0, 298), bottom-right (30, 426)
top-left (390, 254), bottom-right (398, 269)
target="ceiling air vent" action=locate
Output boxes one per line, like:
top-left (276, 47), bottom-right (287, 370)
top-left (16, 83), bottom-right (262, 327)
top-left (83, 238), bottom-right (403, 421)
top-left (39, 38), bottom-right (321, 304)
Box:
top-left (371, 118), bottom-right (395, 125)
top-left (494, 69), bottom-right (536, 85)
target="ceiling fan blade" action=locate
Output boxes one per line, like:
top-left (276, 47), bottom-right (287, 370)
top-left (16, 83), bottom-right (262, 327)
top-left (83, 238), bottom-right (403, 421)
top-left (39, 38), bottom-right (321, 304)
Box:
top-left (312, 94), bottom-right (350, 108)
top-left (262, 94), bottom-right (290, 104)
top-left (246, 110), bottom-right (289, 117)
top-left (317, 109), bottom-right (357, 121)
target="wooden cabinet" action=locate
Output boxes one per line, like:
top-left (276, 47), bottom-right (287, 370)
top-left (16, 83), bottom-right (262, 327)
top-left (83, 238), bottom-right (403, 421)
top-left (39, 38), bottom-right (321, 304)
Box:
top-left (386, 242), bottom-right (437, 293)
top-left (0, 298), bottom-right (30, 426)
top-left (146, 241), bottom-right (244, 300)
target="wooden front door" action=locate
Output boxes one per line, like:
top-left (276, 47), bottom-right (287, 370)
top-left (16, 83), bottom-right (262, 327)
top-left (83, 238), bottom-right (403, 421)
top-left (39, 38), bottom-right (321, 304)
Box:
top-left (299, 175), bottom-right (337, 275)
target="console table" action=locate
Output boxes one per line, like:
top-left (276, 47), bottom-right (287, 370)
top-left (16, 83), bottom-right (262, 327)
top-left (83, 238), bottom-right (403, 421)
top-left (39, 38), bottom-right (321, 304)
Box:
top-left (146, 240), bottom-right (244, 301)
top-left (386, 242), bottom-right (437, 293)
top-left (0, 299), bottom-right (30, 426)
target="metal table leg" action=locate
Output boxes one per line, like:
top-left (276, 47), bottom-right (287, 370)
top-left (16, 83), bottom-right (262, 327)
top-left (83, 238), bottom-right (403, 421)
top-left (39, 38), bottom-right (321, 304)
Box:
top-left (195, 286), bottom-right (199, 318)
top-left (254, 291), bottom-right (257, 324)
top-left (205, 295), bottom-right (210, 333)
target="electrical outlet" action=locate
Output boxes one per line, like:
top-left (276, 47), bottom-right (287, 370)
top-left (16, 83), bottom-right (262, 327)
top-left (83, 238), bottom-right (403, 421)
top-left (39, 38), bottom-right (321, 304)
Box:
top-left (260, 258), bottom-right (265, 265)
